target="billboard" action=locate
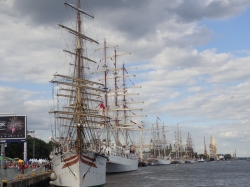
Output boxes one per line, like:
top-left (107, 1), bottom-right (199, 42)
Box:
top-left (0, 115), bottom-right (27, 142)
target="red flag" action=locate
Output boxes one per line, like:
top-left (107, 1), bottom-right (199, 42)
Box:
top-left (100, 103), bottom-right (105, 109)
top-left (100, 102), bottom-right (106, 115)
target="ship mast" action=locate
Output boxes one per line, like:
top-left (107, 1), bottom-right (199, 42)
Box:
top-left (204, 136), bottom-right (208, 159)
top-left (50, 1), bottom-right (109, 154)
top-left (76, 0), bottom-right (83, 154)
top-left (122, 63), bottom-right (128, 145)
top-left (114, 50), bottom-right (119, 145)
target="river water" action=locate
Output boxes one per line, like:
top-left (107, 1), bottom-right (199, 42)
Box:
top-left (106, 160), bottom-right (250, 187)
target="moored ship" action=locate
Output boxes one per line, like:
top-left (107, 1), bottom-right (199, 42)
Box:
top-left (49, 1), bottom-right (108, 186)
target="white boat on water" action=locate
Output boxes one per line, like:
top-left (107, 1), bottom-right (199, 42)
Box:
top-left (184, 159), bottom-right (196, 164)
top-left (170, 158), bottom-right (185, 164)
top-left (148, 157), bottom-right (171, 165)
top-left (49, 1), bottom-right (108, 186)
top-left (198, 157), bottom-right (205, 162)
top-left (103, 142), bottom-right (138, 173)
top-left (105, 146), bottom-right (138, 173)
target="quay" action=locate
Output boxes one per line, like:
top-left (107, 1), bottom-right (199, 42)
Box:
top-left (0, 167), bottom-right (52, 187)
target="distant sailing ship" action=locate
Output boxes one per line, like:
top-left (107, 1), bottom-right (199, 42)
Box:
top-left (171, 124), bottom-right (185, 164)
top-left (48, 1), bottom-right (108, 186)
top-left (183, 132), bottom-right (196, 163)
top-left (147, 118), bottom-right (171, 165)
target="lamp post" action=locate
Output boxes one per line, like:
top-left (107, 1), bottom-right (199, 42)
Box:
top-left (27, 131), bottom-right (35, 159)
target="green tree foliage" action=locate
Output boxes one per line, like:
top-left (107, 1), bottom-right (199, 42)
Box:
top-left (224, 154), bottom-right (232, 160)
top-left (5, 135), bottom-right (53, 160)
top-left (194, 152), bottom-right (198, 159)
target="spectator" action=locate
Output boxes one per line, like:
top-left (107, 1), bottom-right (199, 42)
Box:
top-left (21, 164), bottom-right (24, 174)
top-left (16, 164), bottom-right (19, 173)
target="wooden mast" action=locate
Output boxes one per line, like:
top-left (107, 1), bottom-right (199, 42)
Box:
top-left (114, 50), bottom-right (119, 144)
top-left (122, 63), bottom-right (128, 145)
top-left (76, 0), bottom-right (83, 154)
top-left (103, 39), bottom-right (109, 147)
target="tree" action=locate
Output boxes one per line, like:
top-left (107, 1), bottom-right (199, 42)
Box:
top-left (5, 135), bottom-right (53, 160)
top-left (224, 154), bottom-right (232, 160)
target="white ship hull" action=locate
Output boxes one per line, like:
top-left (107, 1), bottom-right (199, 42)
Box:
top-left (106, 155), bottom-right (138, 173)
top-left (185, 159), bottom-right (196, 164)
top-left (147, 157), bottom-right (171, 166)
top-left (171, 159), bottom-right (185, 164)
top-left (51, 151), bottom-right (107, 187)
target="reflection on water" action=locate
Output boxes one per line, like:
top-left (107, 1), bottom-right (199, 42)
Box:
top-left (106, 161), bottom-right (250, 187)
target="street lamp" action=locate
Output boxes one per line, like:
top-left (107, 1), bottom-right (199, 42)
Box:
top-left (27, 131), bottom-right (35, 159)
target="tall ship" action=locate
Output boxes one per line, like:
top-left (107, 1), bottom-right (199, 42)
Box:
top-left (147, 118), bottom-right (171, 165)
top-left (209, 135), bottom-right (218, 161)
top-left (49, 1), bottom-right (108, 186)
top-left (171, 124), bottom-right (185, 164)
top-left (183, 132), bottom-right (196, 163)
top-left (94, 41), bottom-right (145, 173)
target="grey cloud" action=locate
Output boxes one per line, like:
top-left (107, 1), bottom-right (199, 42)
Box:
top-left (10, 0), bottom-right (173, 39)
top-left (13, 0), bottom-right (67, 27)
top-left (169, 0), bottom-right (250, 23)
top-left (9, 0), bottom-right (250, 40)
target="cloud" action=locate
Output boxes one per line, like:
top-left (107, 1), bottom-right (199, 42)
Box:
top-left (169, 0), bottom-right (250, 22)
top-left (1, 0), bottom-right (250, 156)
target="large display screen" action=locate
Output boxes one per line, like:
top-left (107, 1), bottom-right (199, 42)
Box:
top-left (0, 115), bottom-right (27, 141)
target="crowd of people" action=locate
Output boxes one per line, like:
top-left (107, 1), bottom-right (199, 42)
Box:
top-left (1, 161), bottom-right (52, 174)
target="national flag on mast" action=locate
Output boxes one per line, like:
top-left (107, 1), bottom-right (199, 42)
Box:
top-left (100, 102), bottom-right (106, 115)
top-left (100, 102), bottom-right (105, 109)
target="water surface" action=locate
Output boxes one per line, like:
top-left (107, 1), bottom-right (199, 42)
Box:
top-left (106, 160), bottom-right (250, 187)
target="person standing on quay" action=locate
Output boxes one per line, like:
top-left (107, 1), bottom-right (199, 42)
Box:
top-left (21, 163), bottom-right (24, 174)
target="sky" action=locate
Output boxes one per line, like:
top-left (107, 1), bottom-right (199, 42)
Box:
top-left (0, 0), bottom-right (250, 157)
